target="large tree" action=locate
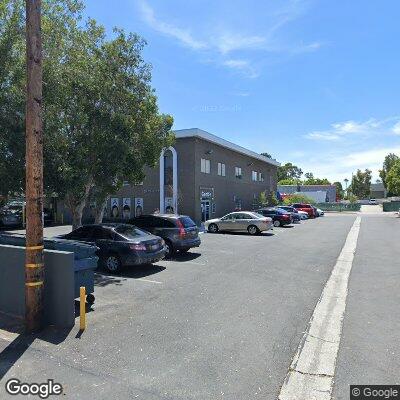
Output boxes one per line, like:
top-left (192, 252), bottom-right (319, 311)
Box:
top-left (333, 181), bottom-right (344, 200)
top-left (379, 153), bottom-right (399, 193)
top-left (386, 159), bottom-right (400, 196)
top-left (277, 162), bottom-right (303, 182)
top-left (0, 0), bottom-right (173, 228)
top-left (303, 172), bottom-right (331, 185)
top-left (351, 169), bottom-right (372, 199)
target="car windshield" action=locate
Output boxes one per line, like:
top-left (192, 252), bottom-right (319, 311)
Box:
top-left (251, 212), bottom-right (265, 219)
top-left (178, 216), bottom-right (196, 228)
top-left (114, 225), bottom-right (147, 239)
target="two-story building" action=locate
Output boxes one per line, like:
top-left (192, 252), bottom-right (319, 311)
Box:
top-left (99, 128), bottom-right (279, 224)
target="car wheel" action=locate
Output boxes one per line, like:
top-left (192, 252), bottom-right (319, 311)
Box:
top-left (165, 240), bottom-right (175, 258)
top-left (273, 220), bottom-right (281, 227)
top-left (103, 255), bottom-right (122, 273)
top-left (208, 223), bottom-right (219, 233)
top-left (86, 293), bottom-right (95, 305)
top-left (247, 225), bottom-right (259, 235)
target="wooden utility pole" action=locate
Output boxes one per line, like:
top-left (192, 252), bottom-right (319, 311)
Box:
top-left (25, 0), bottom-right (44, 331)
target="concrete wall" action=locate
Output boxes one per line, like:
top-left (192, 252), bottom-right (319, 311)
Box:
top-left (0, 245), bottom-right (75, 328)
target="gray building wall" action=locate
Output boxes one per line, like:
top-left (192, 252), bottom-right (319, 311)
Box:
top-left (83, 135), bottom-right (278, 224)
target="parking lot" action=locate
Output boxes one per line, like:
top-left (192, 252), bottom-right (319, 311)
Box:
top-left (1, 211), bottom-right (399, 399)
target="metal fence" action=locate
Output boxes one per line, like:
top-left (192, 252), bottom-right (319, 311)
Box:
top-left (315, 203), bottom-right (361, 212)
top-left (382, 201), bottom-right (400, 212)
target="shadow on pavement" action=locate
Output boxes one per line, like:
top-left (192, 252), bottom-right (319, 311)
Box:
top-left (95, 264), bottom-right (166, 285)
top-left (0, 313), bottom-right (72, 380)
top-left (213, 231), bottom-right (275, 237)
top-left (168, 252), bottom-right (202, 262)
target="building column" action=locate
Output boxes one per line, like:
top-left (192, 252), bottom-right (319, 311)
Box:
top-left (159, 149), bottom-right (165, 213)
top-left (159, 146), bottom-right (178, 213)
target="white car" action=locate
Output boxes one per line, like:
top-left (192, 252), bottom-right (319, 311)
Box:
top-left (316, 208), bottom-right (325, 216)
top-left (205, 211), bottom-right (273, 235)
top-left (297, 210), bottom-right (309, 220)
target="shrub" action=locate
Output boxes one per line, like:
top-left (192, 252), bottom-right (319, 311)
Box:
top-left (283, 194), bottom-right (316, 205)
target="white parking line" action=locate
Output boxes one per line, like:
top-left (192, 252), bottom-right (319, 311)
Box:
top-left (278, 216), bottom-right (361, 400)
top-left (135, 278), bottom-right (163, 284)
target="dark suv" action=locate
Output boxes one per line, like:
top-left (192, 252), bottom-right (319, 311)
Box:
top-left (130, 214), bottom-right (201, 257)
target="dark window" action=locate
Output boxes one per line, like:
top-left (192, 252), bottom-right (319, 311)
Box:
top-left (155, 218), bottom-right (176, 228)
top-left (67, 226), bottom-right (94, 240)
top-left (115, 225), bottom-right (146, 239)
top-left (178, 216), bottom-right (196, 228)
top-left (92, 227), bottom-right (113, 240)
top-left (131, 216), bottom-right (156, 228)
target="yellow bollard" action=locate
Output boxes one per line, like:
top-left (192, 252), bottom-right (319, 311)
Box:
top-left (79, 286), bottom-right (86, 331)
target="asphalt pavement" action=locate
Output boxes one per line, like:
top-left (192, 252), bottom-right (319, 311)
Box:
top-left (0, 211), bottom-right (398, 399)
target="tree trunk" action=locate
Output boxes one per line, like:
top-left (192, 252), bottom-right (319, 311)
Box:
top-left (70, 200), bottom-right (86, 230)
top-left (94, 197), bottom-right (107, 224)
top-left (65, 179), bottom-right (93, 230)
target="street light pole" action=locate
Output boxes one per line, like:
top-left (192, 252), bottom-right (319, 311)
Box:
top-left (25, 0), bottom-right (44, 331)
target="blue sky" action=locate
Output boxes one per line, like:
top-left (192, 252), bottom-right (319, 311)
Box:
top-left (83, 0), bottom-right (400, 183)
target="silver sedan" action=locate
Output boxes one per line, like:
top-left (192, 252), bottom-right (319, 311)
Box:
top-left (205, 211), bottom-right (273, 235)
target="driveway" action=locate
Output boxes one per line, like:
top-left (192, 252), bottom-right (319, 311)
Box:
top-left (0, 213), bottom-right (399, 399)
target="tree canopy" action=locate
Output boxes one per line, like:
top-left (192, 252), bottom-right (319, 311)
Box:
top-left (351, 169), bottom-right (372, 199)
top-left (379, 153), bottom-right (399, 194)
top-left (0, 0), bottom-right (173, 227)
top-left (386, 159), bottom-right (400, 196)
top-left (277, 163), bottom-right (303, 182)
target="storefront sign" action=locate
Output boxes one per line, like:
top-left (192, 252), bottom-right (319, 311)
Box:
top-left (200, 188), bottom-right (214, 199)
top-left (110, 198), bottom-right (120, 218)
top-left (122, 198), bottom-right (131, 219)
top-left (134, 198), bottom-right (143, 216)
top-left (165, 197), bottom-right (174, 213)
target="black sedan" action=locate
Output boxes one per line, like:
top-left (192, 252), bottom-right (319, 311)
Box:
top-left (58, 223), bottom-right (167, 273)
top-left (255, 207), bottom-right (293, 227)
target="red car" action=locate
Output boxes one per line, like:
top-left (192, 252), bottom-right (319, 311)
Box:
top-left (292, 203), bottom-right (317, 218)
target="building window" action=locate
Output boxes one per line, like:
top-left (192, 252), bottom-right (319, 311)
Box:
top-left (235, 167), bottom-right (242, 179)
top-left (218, 162), bottom-right (226, 176)
top-left (252, 171), bottom-right (258, 181)
top-left (259, 172), bottom-right (264, 182)
top-left (201, 158), bottom-right (211, 174)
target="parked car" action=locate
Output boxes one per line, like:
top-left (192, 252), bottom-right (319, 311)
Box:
top-left (276, 206), bottom-right (301, 223)
top-left (369, 198), bottom-right (377, 204)
top-left (205, 211), bottom-right (273, 235)
top-left (58, 223), bottom-right (167, 272)
top-left (316, 208), bottom-right (325, 216)
top-left (255, 207), bottom-right (293, 227)
top-left (129, 214), bottom-right (201, 257)
top-left (292, 203), bottom-right (317, 218)
top-left (0, 202), bottom-right (24, 227)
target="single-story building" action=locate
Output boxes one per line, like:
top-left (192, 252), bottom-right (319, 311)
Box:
top-left (370, 182), bottom-right (387, 199)
top-left (277, 184), bottom-right (337, 203)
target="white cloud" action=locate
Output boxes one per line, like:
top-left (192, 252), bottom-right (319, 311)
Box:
top-left (138, 1), bottom-right (207, 50)
top-left (393, 122), bottom-right (400, 135)
top-left (305, 117), bottom-right (400, 141)
top-left (216, 33), bottom-right (266, 55)
top-left (305, 132), bottom-right (340, 141)
top-left (137, 0), bottom-right (321, 77)
top-left (222, 59), bottom-right (259, 79)
top-left (341, 147), bottom-right (400, 168)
